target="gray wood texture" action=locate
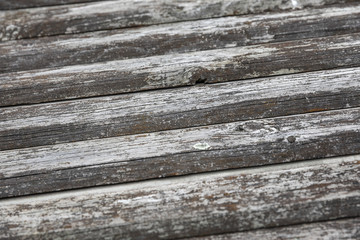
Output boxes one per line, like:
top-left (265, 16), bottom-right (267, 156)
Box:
top-left (0, 0), bottom-right (103, 10)
top-left (1, 107), bottom-right (359, 198)
top-left (2, 33), bottom-right (360, 107)
top-left (1, 4), bottom-right (360, 73)
top-left (1, 67), bottom-right (360, 151)
top-left (1, 0), bottom-right (359, 237)
top-left (0, 155), bottom-right (359, 239)
top-left (0, 0), bottom-right (353, 41)
top-left (189, 218), bottom-right (360, 240)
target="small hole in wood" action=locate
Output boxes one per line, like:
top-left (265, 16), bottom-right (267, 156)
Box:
top-left (236, 125), bottom-right (245, 131)
top-left (287, 136), bottom-right (296, 143)
top-left (196, 76), bottom-right (207, 84)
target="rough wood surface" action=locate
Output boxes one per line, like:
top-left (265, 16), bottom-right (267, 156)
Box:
top-left (189, 218), bottom-right (360, 240)
top-left (2, 33), bottom-right (360, 107)
top-left (1, 0), bottom-right (359, 238)
top-left (1, 67), bottom-right (360, 151)
top-left (1, 107), bottom-right (359, 198)
top-left (0, 0), bottom-right (103, 10)
top-left (0, 155), bottom-right (359, 239)
top-left (0, 0), bottom-right (353, 41)
top-left (2, 4), bottom-right (360, 73)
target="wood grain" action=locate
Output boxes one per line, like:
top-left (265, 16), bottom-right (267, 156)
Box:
top-left (2, 33), bottom-right (360, 107)
top-left (2, 4), bottom-right (360, 73)
top-left (0, 155), bottom-right (359, 239)
top-left (1, 107), bottom-right (360, 198)
top-left (0, 0), bottom-right (353, 41)
top-left (1, 0), bottom-right (359, 238)
top-left (1, 67), bottom-right (360, 151)
top-left (189, 218), bottom-right (360, 240)
top-left (0, 0), bottom-right (103, 10)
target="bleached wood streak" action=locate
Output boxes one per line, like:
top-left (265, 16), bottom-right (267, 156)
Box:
top-left (2, 33), bottom-right (360, 107)
top-left (0, 155), bottom-right (359, 239)
top-left (1, 4), bottom-right (360, 73)
top-left (0, 0), bottom-right (352, 41)
top-left (0, 0), bottom-right (104, 10)
top-left (1, 67), bottom-right (360, 151)
top-left (189, 218), bottom-right (360, 240)
top-left (1, 107), bottom-right (360, 197)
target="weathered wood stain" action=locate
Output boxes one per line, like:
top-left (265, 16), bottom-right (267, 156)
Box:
top-left (1, 1), bottom-right (359, 238)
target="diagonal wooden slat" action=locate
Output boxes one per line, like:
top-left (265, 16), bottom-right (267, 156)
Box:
top-left (1, 4), bottom-right (360, 73)
top-left (0, 155), bottom-right (359, 239)
top-left (2, 33), bottom-right (360, 107)
top-left (1, 67), bottom-right (360, 151)
top-left (0, 0), bottom-right (353, 41)
top-left (1, 107), bottom-right (359, 198)
top-left (1, 0), bottom-right (358, 238)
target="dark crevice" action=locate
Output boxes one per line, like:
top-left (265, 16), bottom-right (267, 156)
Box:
top-left (195, 76), bottom-right (207, 84)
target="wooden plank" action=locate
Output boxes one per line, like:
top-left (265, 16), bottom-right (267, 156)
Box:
top-left (0, 155), bottom-right (359, 239)
top-left (0, 0), bottom-right (353, 41)
top-left (189, 218), bottom-right (360, 240)
top-left (2, 4), bottom-right (360, 73)
top-left (1, 67), bottom-right (360, 151)
top-left (1, 107), bottom-right (359, 198)
top-left (0, 0), bottom-right (103, 10)
top-left (2, 33), bottom-right (360, 107)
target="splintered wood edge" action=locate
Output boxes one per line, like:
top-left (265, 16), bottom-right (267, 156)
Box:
top-left (1, 4), bottom-right (360, 73)
top-left (0, 154), bottom-right (359, 239)
top-left (0, 0), bottom-right (354, 41)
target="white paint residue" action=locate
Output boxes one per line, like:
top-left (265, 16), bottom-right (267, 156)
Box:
top-left (291, 0), bottom-right (298, 8)
top-left (193, 142), bottom-right (211, 150)
top-left (225, 42), bottom-right (237, 48)
top-left (116, 199), bottom-right (131, 204)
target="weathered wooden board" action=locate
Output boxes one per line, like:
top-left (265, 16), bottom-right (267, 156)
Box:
top-left (1, 0), bottom-right (358, 238)
top-left (1, 67), bottom-right (360, 151)
top-left (2, 4), bottom-right (360, 73)
top-left (0, 0), bottom-right (103, 10)
top-left (0, 0), bottom-right (353, 41)
top-left (0, 155), bottom-right (359, 239)
top-left (189, 218), bottom-right (360, 240)
top-left (1, 107), bottom-right (360, 198)
top-left (2, 33), bottom-right (360, 107)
